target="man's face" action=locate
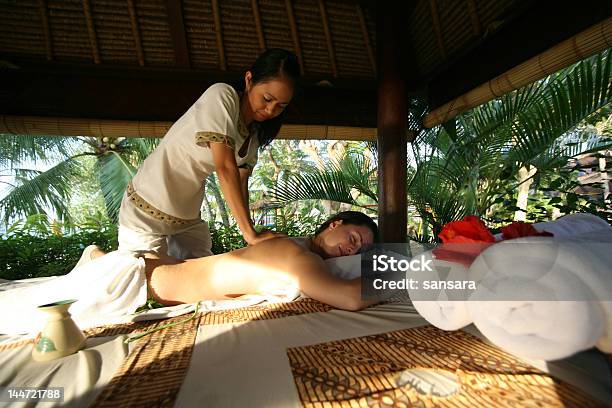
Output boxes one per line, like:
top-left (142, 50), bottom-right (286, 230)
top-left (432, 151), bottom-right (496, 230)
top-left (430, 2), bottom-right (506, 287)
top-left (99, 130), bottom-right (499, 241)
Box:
top-left (317, 220), bottom-right (374, 259)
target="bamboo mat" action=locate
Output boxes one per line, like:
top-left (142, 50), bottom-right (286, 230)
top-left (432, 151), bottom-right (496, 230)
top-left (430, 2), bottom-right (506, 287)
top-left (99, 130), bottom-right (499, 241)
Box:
top-left (91, 298), bottom-right (334, 407)
top-left (287, 325), bottom-right (602, 407)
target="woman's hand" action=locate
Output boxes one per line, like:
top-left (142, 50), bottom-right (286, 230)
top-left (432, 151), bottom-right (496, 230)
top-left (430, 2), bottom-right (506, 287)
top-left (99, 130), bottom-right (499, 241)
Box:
top-left (245, 230), bottom-right (287, 246)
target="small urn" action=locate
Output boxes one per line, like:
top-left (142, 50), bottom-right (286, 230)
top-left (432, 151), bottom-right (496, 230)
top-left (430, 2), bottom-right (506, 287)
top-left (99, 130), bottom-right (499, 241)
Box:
top-left (31, 300), bottom-right (86, 362)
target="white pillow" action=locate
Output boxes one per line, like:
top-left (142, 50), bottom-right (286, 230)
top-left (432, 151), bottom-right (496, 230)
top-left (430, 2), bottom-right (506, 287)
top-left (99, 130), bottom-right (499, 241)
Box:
top-left (325, 255), bottom-right (362, 280)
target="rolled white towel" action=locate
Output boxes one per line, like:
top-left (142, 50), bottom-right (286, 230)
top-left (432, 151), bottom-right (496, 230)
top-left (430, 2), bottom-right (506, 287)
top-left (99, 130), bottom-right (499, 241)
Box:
top-left (532, 212), bottom-right (608, 238)
top-left (409, 250), bottom-right (473, 331)
top-left (467, 236), bottom-right (612, 360)
top-left (468, 299), bottom-right (604, 360)
top-left (0, 251), bottom-right (147, 335)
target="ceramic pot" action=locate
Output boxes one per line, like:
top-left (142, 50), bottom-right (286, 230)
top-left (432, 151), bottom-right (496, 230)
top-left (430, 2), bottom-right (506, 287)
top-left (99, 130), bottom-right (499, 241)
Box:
top-left (31, 300), bottom-right (86, 362)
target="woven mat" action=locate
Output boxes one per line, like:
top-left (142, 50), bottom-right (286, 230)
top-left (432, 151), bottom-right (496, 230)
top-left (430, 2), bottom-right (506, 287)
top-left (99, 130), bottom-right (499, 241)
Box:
top-left (200, 298), bottom-right (333, 325)
top-left (92, 312), bottom-right (201, 407)
top-left (88, 298), bottom-right (332, 407)
top-left (287, 325), bottom-right (601, 407)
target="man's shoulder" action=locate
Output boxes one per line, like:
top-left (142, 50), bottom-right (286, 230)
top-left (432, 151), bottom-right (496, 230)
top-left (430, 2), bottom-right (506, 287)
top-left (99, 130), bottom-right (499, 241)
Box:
top-left (266, 237), bottom-right (314, 256)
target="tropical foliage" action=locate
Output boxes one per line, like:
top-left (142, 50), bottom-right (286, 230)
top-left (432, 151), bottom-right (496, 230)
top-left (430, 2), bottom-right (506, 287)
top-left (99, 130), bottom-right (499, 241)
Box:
top-left (0, 135), bottom-right (158, 224)
top-left (409, 49), bottom-right (611, 235)
top-left (0, 213), bottom-right (118, 280)
top-left (273, 144), bottom-right (378, 209)
top-left (0, 213), bottom-right (329, 279)
top-left (273, 51), bottom-right (612, 239)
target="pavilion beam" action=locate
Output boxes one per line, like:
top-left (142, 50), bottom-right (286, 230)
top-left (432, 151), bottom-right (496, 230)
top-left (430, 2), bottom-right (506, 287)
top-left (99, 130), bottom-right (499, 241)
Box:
top-left (466, 0), bottom-right (481, 37)
top-left (251, 0), bottom-right (266, 52)
top-left (356, 3), bottom-right (376, 78)
top-left (164, 0), bottom-right (190, 68)
top-left (211, 0), bottom-right (226, 70)
top-left (82, 0), bottom-right (101, 64)
top-left (377, 1), bottom-right (408, 243)
top-left (429, 0), bottom-right (446, 59)
top-left (127, 0), bottom-right (145, 66)
top-left (0, 116), bottom-right (377, 141)
top-left (427, 0), bottom-right (611, 110)
top-left (38, 0), bottom-right (53, 61)
top-left (424, 16), bottom-right (612, 128)
top-left (285, 0), bottom-right (304, 74)
top-left (0, 69), bottom-right (377, 126)
top-left (318, 0), bottom-right (337, 77)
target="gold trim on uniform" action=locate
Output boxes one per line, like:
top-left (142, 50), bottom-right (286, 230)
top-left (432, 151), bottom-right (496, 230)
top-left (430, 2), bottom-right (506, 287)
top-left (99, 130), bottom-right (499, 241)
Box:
top-left (195, 132), bottom-right (235, 149)
top-left (126, 182), bottom-right (200, 225)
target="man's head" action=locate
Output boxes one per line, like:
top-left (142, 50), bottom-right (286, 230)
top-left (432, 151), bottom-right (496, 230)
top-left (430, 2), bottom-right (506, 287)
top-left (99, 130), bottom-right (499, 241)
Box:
top-left (312, 211), bottom-right (379, 259)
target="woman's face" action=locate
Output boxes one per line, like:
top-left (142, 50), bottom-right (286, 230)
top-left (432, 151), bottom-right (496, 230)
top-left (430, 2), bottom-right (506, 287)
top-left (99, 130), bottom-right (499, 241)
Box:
top-left (316, 220), bottom-right (375, 259)
top-left (244, 72), bottom-right (294, 123)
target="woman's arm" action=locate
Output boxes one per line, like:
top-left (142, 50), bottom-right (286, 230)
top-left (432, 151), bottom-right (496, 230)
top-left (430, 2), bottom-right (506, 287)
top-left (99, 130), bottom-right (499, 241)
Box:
top-left (210, 142), bottom-right (278, 245)
top-left (238, 166), bottom-right (251, 206)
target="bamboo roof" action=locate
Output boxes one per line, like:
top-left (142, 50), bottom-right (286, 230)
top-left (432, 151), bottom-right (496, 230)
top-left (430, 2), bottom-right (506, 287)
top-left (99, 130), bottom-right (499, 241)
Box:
top-left (0, 0), bottom-right (610, 137)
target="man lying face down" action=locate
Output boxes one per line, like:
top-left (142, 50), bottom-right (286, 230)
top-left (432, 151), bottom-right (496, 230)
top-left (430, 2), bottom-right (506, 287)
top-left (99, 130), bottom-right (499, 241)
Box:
top-left (88, 211), bottom-right (380, 311)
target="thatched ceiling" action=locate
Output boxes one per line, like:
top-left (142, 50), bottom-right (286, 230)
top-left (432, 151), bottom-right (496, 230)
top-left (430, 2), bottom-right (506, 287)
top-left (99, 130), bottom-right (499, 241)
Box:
top-left (0, 0), bottom-right (609, 128)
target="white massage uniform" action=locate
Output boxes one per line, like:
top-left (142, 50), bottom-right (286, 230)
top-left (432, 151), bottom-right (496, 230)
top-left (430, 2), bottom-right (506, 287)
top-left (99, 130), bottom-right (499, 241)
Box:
top-left (119, 83), bottom-right (260, 259)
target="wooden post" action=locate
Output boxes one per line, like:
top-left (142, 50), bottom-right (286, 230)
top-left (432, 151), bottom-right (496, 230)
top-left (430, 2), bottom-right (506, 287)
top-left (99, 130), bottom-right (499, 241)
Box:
top-left (377, 2), bottom-right (408, 243)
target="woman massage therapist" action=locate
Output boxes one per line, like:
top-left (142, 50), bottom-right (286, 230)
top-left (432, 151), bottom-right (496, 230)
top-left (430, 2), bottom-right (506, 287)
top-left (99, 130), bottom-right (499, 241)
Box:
top-left (100, 211), bottom-right (379, 311)
top-left (119, 49), bottom-right (300, 259)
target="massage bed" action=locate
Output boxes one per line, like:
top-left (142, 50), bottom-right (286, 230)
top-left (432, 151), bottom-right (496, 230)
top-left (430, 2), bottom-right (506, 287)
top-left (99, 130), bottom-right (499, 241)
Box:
top-left (1, 292), bottom-right (611, 407)
top-left (2, 213), bottom-right (611, 407)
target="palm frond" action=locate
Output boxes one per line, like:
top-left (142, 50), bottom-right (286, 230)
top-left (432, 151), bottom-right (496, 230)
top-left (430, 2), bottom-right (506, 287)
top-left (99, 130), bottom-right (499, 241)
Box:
top-left (96, 151), bottom-right (138, 221)
top-left (0, 134), bottom-right (75, 169)
top-left (509, 50), bottom-right (611, 163)
top-left (273, 150), bottom-right (377, 208)
top-left (0, 156), bottom-right (84, 223)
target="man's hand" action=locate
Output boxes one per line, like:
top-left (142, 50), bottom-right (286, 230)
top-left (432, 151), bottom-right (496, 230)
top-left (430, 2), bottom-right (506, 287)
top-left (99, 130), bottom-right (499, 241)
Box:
top-left (245, 230), bottom-right (288, 246)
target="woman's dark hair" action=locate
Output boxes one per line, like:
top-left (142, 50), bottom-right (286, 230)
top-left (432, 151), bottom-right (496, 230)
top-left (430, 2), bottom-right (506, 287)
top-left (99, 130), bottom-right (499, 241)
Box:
top-left (314, 211), bottom-right (380, 244)
top-left (234, 48), bottom-right (300, 148)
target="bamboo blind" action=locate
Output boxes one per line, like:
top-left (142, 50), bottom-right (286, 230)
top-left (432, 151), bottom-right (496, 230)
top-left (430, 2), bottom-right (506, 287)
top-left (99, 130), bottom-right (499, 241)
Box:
top-left (424, 17), bottom-right (612, 128)
top-left (0, 115), bottom-right (376, 141)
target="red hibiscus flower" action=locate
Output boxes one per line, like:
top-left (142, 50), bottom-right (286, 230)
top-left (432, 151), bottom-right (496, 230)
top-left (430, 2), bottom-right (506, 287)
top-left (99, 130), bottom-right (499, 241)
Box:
top-left (438, 216), bottom-right (496, 244)
top-left (433, 216), bottom-right (496, 267)
top-left (501, 221), bottom-right (553, 240)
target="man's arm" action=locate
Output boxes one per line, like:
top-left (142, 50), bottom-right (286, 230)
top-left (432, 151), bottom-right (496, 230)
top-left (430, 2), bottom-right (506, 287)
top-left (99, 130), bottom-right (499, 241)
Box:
top-left (287, 250), bottom-right (377, 311)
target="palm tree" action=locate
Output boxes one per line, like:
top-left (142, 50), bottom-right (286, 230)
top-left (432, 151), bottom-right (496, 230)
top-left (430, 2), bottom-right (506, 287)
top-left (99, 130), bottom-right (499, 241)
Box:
top-left (0, 135), bottom-right (158, 225)
top-left (273, 143), bottom-right (378, 211)
top-left (409, 49), bottom-right (611, 235)
top-left (273, 50), bottom-right (611, 238)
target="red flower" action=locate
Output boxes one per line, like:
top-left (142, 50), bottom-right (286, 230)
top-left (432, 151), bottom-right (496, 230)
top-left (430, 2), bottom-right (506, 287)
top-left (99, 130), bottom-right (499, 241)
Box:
top-left (438, 216), bottom-right (496, 244)
top-left (501, 221), bottom-right (553, 240)
top-left (433, 217), bottom-right (555, 267)
top-left (433, 216), bottom-right (496, 267)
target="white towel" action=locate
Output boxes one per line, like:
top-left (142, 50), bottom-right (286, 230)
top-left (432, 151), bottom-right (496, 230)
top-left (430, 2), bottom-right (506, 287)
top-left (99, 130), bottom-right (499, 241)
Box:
top-left (409, 213), bottom-right (612, 360)
top-left (533, 212), bottom-right (610, 237)
top-left (408, 250), bottom-right (472, 331)
top-left (0, 251), bottom-right (148, 335)
top-left (467, 235), bottom-right (612, 360)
